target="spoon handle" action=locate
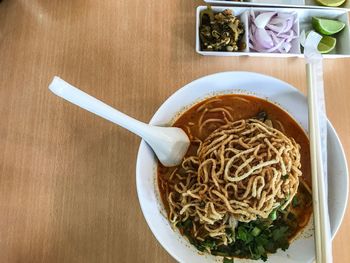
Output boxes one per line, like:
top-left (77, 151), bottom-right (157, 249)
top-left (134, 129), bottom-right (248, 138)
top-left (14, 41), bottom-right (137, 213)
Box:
top-left (49, 76), bottom-right (190, 167)
top-left (49, 77), bottom-right (148, 137)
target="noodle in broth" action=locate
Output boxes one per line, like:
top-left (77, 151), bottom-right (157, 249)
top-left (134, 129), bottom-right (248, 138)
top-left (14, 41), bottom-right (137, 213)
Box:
top-left (158, 95), bottom-right (312, 261)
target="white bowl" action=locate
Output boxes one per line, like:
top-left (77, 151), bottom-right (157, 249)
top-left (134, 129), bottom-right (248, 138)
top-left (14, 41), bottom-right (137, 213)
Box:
top-left (136, 72), bottom-right (349, 263)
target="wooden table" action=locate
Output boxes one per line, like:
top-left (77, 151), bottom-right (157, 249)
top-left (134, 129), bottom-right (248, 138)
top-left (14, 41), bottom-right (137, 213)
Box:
top-left (0, 0), bottom-right (349, 262)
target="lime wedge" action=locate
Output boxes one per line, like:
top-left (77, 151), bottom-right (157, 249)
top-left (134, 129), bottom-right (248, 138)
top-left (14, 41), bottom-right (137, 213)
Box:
top-left (312, 17), bottom-right (346, 35)
top-left (316, 0), bottom-right (346, 6)
top-left (318, 36), bottom-right (336, 54)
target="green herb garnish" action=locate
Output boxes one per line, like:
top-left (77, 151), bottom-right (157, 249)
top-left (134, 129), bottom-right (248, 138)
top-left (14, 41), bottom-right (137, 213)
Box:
top-left (269, 209), bottom-right (278, 220)
top-left (251, 227), bottom-right (261, 237)
top-left (178, 211), bottom-right (291, 262)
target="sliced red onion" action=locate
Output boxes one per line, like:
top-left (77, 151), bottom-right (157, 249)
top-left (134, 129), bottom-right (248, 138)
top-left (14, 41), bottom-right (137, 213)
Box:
top-left (270, 31), bottom-right (280, 43)
top-left (278, 31), bottom-right (297, 42)
top-left (249, 11), bottom-right (298, 53)
top-left (254, 12), bottom-right (276, 29)
top-left (266, 22), bottom-right (287, 33)
top-left (269, 17), bottom-right (286, 25)
top-left (250, 27), bottom-right (256, 45)
top-left (254, 28), bottom-right (274, 49)
top-left (250, 9), bottom-right (256, 20)
top-left (270, 17), bottom-right (294, 34)
top-left (283, 19), bottom-right (294, 34)
top-left (252, 38), bottom-right (286, 53)
top-left (282, 42), bottom-right (292, 53)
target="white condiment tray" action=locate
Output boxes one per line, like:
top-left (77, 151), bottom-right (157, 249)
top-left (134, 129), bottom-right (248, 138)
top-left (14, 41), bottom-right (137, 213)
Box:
top-left (196, 6), bottom-right (350, 58)
top-left (204, 0), bottom-right (350, 10)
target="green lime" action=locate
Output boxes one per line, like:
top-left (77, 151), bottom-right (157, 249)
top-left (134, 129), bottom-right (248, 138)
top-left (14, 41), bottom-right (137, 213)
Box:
top-left (316, 0), bottom-right (346, 6)
top-left (318, 36), bottom-right (336, 54)
top-left (312, 17), bottom-right (346, 35)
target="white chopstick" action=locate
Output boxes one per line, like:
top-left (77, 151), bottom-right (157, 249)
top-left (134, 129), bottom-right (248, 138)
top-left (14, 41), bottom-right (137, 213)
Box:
top-left (307, 63), bottom-right (331, 263)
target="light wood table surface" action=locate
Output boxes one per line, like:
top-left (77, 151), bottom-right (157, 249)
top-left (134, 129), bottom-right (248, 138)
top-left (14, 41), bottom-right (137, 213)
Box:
top-left (0, 0), bottom-right (349, 262)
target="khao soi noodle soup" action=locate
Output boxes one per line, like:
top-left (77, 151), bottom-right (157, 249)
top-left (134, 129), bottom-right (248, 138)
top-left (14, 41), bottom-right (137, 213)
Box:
top-left (158, 94), bottom-right (312, 262)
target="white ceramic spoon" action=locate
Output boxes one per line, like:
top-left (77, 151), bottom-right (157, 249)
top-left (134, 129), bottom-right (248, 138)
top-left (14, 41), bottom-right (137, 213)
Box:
top-left (49, 77), bottom-right (190, 167)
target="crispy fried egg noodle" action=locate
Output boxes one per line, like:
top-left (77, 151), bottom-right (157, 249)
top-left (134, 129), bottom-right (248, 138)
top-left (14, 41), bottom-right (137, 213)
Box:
top-left (166, 118), bottom-right (302, 245)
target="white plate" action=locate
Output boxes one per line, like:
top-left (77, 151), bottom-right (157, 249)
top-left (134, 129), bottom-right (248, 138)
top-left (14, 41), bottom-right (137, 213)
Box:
top-left (136, 72), bottom-right (348, 263)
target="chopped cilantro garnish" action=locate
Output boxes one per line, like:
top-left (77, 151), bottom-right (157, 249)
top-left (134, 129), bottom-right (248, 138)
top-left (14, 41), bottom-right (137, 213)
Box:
top-left (178, 210), bottom-right (291, 262)
top-left (269, 209), bottom-right (277, 220)
top-left (251, 227), bottom-right (261, 237)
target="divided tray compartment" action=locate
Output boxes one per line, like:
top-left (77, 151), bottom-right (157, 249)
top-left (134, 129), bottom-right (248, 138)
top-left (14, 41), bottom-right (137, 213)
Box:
top-left (196, 5), bottom-right (350, 58)
top-left (298, 9), bottom-right (350, 55)
top-left (247, 8), bottom-right (301, 56)
top-left (196, 7), bottom-right (250, 55)
top-left (204, 0), bottom-right (350, 10)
